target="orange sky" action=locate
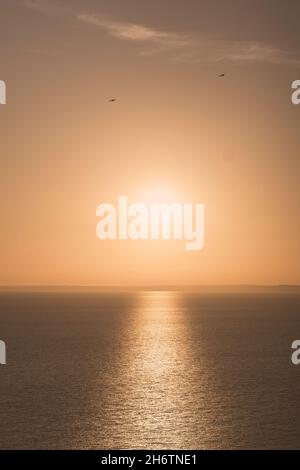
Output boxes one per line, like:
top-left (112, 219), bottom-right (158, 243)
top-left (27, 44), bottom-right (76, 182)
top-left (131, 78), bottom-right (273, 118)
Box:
top-left (0, 0), bottom-right (300, 286)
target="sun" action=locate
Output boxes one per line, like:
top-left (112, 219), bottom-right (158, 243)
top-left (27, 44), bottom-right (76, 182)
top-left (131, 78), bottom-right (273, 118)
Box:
top-left (140, 186), bottom-right (179, 204)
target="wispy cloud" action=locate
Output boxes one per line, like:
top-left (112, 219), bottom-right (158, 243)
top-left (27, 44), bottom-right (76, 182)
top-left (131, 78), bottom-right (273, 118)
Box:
top-left (172, 40), bottom-right (300, 67)
top-left (24, 0), bottom-right (300, 67)
top-left (76, 13), bottom-right (193, 52)
top-left (76, 13), bottom-right (300, 66)
top-left (216, 41), bottom-right (300, 66)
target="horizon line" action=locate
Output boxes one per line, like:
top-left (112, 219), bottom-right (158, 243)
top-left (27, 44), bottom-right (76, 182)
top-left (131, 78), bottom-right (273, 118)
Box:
top-left (1, 284), bottom-right (300, 291)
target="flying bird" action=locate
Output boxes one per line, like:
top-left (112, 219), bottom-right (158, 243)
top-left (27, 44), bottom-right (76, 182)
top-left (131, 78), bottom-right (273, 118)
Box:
top-left (218, 74), bottom-right (225, 77)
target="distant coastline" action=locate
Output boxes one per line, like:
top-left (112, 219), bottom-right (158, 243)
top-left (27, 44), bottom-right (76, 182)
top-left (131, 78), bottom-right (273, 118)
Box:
top-left (1, 285), bottom-right (300, 293)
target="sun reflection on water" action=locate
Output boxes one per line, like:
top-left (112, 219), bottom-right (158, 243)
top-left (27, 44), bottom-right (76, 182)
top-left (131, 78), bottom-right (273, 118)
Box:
top-left (108, 290), bottom-right (205, 449)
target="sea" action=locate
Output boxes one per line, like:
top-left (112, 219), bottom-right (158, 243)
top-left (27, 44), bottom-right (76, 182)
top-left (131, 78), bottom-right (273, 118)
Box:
top-left (0, 289), bottom-right (300, 449)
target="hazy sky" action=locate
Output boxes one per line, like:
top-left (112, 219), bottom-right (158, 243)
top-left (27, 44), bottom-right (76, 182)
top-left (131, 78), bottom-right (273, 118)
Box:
top-left (0, 0), bottom-right (300, 285)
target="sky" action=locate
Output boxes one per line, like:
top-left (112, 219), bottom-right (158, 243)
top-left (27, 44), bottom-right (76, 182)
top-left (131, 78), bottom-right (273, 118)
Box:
top-left (0, 0), bottom-right (300, 286)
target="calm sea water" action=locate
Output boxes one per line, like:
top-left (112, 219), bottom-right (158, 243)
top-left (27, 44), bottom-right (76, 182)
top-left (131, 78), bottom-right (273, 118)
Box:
top-left (0, 291), bottom-right (300, 449)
